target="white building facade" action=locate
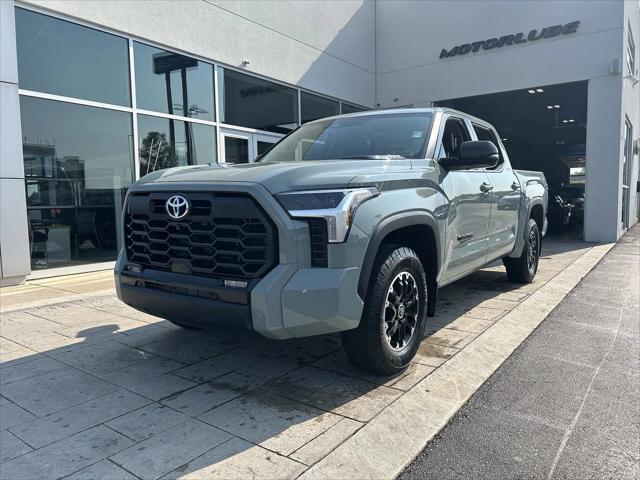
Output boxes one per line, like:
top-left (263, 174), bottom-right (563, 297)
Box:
top-left (0, 0), bottom-right (638, 285)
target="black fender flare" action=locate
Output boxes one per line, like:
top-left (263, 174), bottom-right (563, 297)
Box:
top-left (511, 197), bottom-right (546, 258)
top-left (357, 211), bottom-right (442, 302)
top-left (528, 198), bottom-right (545, 223)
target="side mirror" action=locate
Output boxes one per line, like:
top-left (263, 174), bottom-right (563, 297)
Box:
top-left (439, 141), bottom-right (499, 170)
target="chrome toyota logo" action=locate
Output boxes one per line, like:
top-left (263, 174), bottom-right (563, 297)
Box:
top-left (165, 195), bottom-right (190, 219)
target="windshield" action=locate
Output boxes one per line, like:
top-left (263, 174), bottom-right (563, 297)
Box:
top-left (260, 112), bottom-right (434, 162)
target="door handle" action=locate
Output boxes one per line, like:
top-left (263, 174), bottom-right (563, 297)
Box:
top-left (480, 182), bottom-right (493, 193)
top-left (511, 181), bottom-right (521, 191)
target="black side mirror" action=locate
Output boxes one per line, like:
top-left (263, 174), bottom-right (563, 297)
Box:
top-left (439, 141), bottom-right (499, 170)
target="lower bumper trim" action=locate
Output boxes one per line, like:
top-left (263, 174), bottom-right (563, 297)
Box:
top-left (117, 280), bottom-right (252, 330)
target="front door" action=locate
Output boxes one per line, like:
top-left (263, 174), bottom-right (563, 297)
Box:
top-left (472, 123), bottom-right (520, 261)
top-left (437, 116), bottom-right (492, 284)
top-left (220, 128), bottom-right (281, 164)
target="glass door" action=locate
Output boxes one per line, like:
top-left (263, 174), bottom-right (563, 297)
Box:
top-left (220, 129), bottom-right (253, 164)
top-left (220, 128), bottom-right (282, 164)
top-left (253, 132), bottom-right (281, 159)
top-left (622, 119), bottom-right (633, 229)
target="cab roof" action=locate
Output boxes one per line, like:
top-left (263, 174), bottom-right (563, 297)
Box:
top-left (310, 107), bottom-right (495, 130)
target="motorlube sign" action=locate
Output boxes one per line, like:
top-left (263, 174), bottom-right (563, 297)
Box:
top-left (439, 20), bottom-right (580, 59)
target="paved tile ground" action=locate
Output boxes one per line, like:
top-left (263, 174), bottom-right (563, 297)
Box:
top-left (0, 240), bottom-right (609, 479)
top-left (400, 225), bottom-right (639, 480)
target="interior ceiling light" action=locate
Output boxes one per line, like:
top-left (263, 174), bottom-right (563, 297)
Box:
top-left (536, 88), bottom-right (544, 92)
top-left (527, 89), bottom-right (536, 94)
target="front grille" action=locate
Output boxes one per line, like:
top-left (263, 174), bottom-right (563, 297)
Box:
top-left (125, 192), bottom-right (277, 279)
top-left (307, 218), bottom-right (328, 267)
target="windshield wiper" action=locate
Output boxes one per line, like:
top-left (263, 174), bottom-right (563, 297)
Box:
top-left (338, 154), bottom-right (406, 160)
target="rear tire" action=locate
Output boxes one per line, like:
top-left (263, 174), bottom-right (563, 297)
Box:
top-left (342, 245), bottom-right (428, 375)
top-left (503, 218), bottom-right (540, 283)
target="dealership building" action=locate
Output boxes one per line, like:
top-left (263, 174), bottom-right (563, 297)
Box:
top-left (1, 0), bottom-right (638, 285)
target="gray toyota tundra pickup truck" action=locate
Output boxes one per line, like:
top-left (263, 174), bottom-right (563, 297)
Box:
top-left (115, 108), bottom-right (547, 374)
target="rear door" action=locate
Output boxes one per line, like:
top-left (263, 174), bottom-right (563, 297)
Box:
top-left (472, 123), bottom-right (521, 261)
top-left (437, 115), bottom-right (492, 284)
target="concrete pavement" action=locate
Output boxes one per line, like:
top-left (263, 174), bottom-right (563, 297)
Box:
top-left (400, 225), bottom-right (639, 480)
top-left (0, 239), bottom-right (615, 479)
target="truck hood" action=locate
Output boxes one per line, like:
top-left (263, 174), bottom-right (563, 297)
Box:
top-left (135, 159), bottom-right (414, 194)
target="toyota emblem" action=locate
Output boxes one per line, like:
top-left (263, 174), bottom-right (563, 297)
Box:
top-left (165, 195), bottom-right (190, 219)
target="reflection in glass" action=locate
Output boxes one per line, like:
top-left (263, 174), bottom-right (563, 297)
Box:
top-left (138, 115), bottom-right (215, 175)
top-left (219, 67), bottom-right (299, 134)
top-left (261, 112), bottom-right (433, 162)
top-left (301, 92), bottom-right (339, 124)
top-left (134, 42), bottom-right (214, 120)
top-left (15, 7), bottom-right (130, 106)
top-left (341, 103), bottom-right (366, 114)
top-left (20, 97), bottom-right (134, 269)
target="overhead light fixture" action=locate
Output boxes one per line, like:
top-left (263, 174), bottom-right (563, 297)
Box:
top-left (528, 89), bottom-right (536, 94)
top-left (536, 88), bottom-right (544, 93)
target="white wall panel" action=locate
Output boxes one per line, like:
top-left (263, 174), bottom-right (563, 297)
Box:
top-left (0, 178), bottom-right (31, 282)
top-left (376, 0), bottom-right (624, 106)
top-left (1, 0), bottom-right (30, 283)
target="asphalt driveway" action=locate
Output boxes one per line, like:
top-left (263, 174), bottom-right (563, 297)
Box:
top-left (400, 225), bottom-right (639, 480)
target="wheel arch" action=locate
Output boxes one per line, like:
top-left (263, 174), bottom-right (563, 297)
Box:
top-left (509, 197), bottom-right (546, 259)
top-left (529, 201), bottom-right (545, 231)
top-left (357, 212), bottom-right (441, 310)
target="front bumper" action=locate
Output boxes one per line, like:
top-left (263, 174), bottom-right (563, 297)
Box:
top-left (115, 252), bottom-right (364, 339)
top-left (115, 180), bottom-right (369, 340)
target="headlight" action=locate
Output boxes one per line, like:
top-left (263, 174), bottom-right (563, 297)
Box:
top-left (276, 188), bottom-right (379, 243)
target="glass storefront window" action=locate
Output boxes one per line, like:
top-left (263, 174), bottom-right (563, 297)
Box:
top-left (219, 67), bottom-right (299, 134)
top-left (20, 97), bottom-right (134, 269)
top-left (138, 115), bottom-right (216, 176)
top-left (15, 7), bottom-right (130, 106)
top-left (301, 92), bottom-right (339, 124)
top-left (341, 103), bottom-right (367, 114)
top-left (134, 42), bottom-right (214, 120)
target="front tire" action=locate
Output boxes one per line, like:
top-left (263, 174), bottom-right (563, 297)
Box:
top-left (503, 218), bottom-right (540, 283)
top-left (342, 245), bottom-right (427, 375)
